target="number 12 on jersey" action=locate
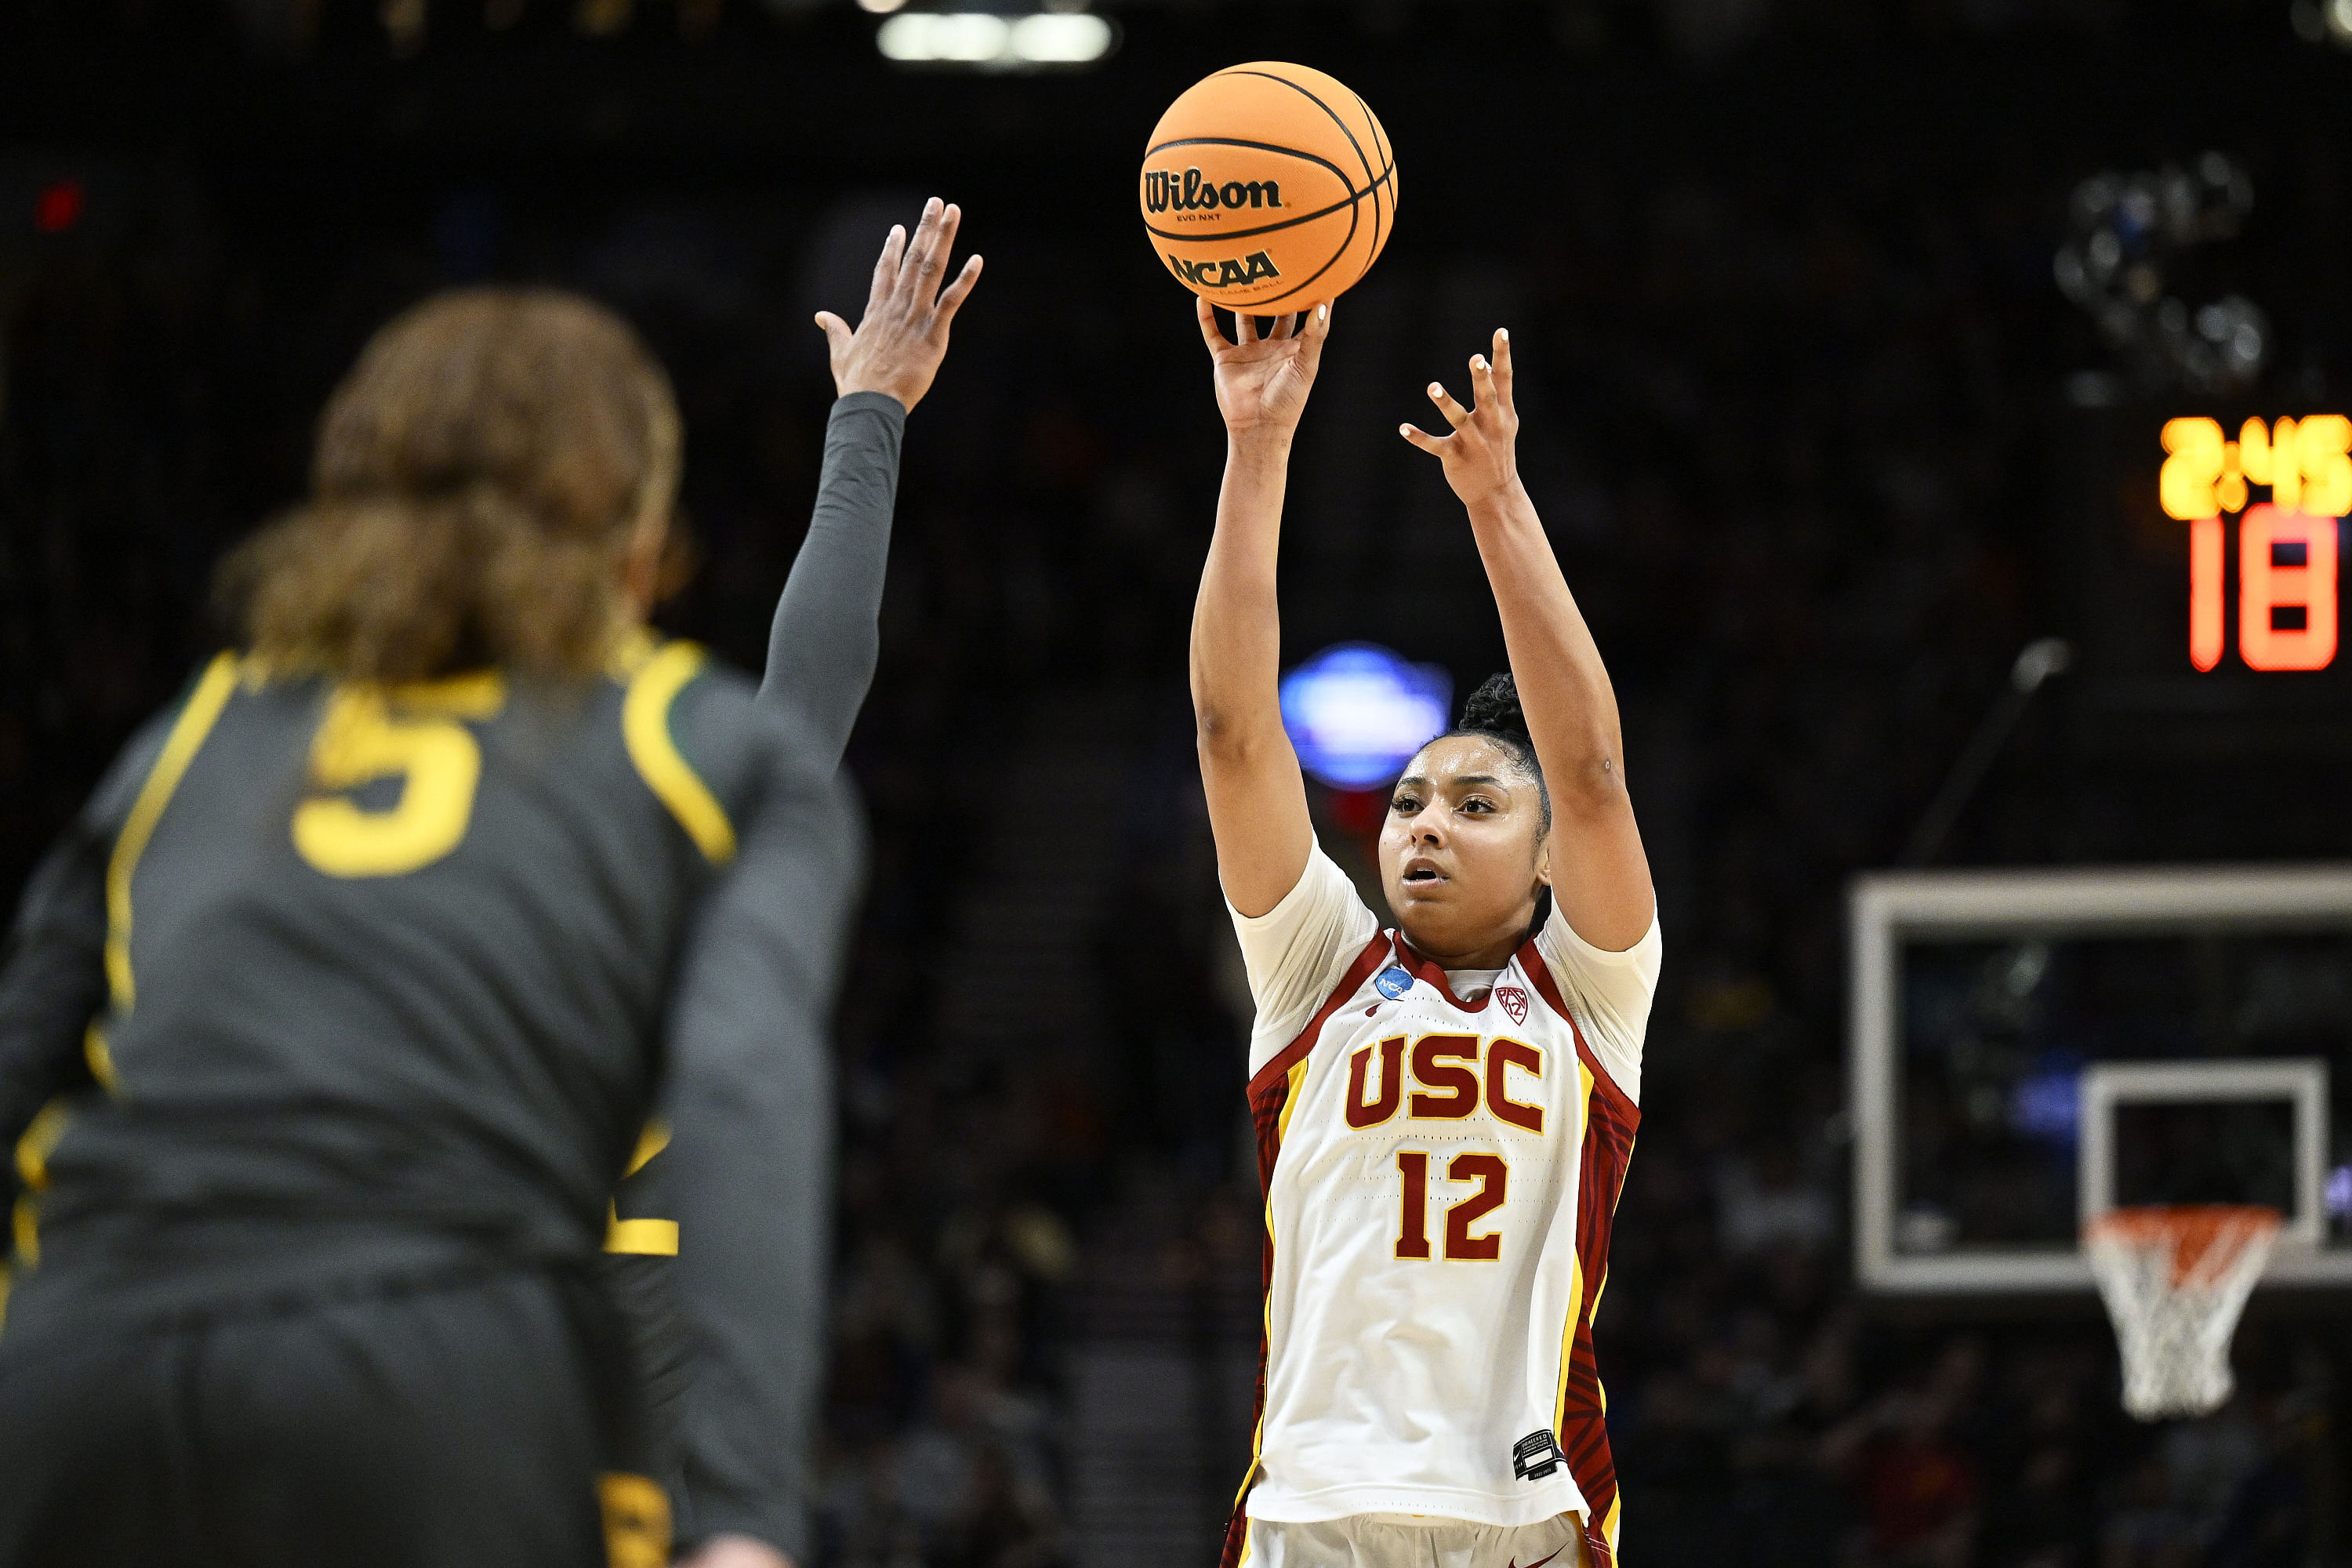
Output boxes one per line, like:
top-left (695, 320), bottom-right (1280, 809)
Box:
top-left (1396, 1151), bottom-right (1508, 1261)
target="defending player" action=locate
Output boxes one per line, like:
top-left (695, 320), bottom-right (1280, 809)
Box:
top-left (1190, 299), bottom-right (1660, 1568)
top-left (598, 201), bottom-right (982, 1551)
top-left (0, 202), bottom-right (980, 1568)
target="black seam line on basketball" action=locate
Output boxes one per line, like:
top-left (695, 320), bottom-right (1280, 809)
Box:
top-left (1353, 88), bottom-right (1388, 257)
top-left (1351, 88), bottom-right (1393, 259)
top-left (1346, 91), bottom-right (1396, 194)
top-left (1141, 170), bottom-right (1394, 245)
top-left (1218, 68), bottom-right (1378, 191)
top-left (1222, 193), bottom-right (1359, 310)
top-left (1146, 133), bottom-right (1356, 177)
top-left (1218, 69), bottom-right (1377, 194)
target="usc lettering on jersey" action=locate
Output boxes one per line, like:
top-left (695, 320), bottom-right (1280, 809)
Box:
top-left (1221, 926), bottom-right (1639, 1568)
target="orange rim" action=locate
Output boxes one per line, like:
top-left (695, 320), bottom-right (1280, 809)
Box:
top-left (2085, 1203), bottom-right (2283, 1286)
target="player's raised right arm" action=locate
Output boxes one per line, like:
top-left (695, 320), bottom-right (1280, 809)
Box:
top-left (1189, 299), bottom-right (1330, 917)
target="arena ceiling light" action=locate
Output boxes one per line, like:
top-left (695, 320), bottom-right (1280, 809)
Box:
top-left (874, 10), bottom-right (1117, 67)
top-left (2288, 0), bottom-right (2352, 45)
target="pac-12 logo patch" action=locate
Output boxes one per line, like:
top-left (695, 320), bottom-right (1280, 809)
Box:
top-left (1497, 985), bottom-right (1529, 1025)
top-left (1374, 965), bottom-right (1414, 1000)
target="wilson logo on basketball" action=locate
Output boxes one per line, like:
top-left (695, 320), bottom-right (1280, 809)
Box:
top-left (1165, 250), bottom-right (1280, 289)
top-left (1142, 169), bottom-right (1284, 214)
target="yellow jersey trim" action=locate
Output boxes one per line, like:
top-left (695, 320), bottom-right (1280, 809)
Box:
top-left (1553, 1057), bottom-right (1598, 1438)
top-left (13, 1098), bottom-right (73, 1275)
top-left (622, 1120), bottom-right (670, 1177)
top-left (621, 642), bottom-right (736, 866)
top-left (83, 1026), bottom-right (117, 1094)
top-left (604, 1120), bottom-right (680, 1255)
top-left (105, 653), bottom-right (240, 1009)
top-left (604, 1217), bottom-right (680, 1256)
top-left (1236, 1062), bottom-right (1314, 1518)
top-left (13, 1100), bottom-right (67, 1193)
top-left (598, 1472), bottom-right (673, 1568)
top-left (1276, 1058), bottom-right (1309, 1146)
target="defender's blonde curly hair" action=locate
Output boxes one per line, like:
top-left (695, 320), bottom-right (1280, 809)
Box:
top-left (219, 287), bottom-right (681, 682)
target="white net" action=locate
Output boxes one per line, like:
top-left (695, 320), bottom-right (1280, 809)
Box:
top-left (2084, 1204), bottom-right (2281, 1421)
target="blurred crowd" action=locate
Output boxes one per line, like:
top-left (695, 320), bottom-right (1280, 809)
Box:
top-left (6, 34), bottom-right (2349, 1566)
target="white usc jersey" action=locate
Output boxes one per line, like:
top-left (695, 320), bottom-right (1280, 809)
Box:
top-left (1221, 850), bottom-right (1660, 1568)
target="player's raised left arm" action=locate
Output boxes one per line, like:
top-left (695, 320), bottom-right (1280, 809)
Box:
top-left (759, 198), bottom-right (982, 769)
top-left (1400, 332), bottom-right (1655, 951)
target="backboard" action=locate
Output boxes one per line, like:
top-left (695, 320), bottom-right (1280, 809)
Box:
top-left (1850, 864), bottom-right (2352, 1294)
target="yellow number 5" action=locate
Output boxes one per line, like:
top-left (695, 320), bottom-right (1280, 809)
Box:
top-left (292, 673), bottom-right (505, 879)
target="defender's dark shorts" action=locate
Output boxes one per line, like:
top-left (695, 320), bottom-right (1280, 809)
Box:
top-left (0, 1266), bottom-right (663, 1568)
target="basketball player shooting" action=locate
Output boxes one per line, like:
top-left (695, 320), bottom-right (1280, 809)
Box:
top-left (1191, 300), bottom-right (1661, 1568)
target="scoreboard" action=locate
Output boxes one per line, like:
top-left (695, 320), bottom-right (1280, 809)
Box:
top-left (2158, 416), bottom-right (2343, 673)
top-left (2063, 403), bottom-right (2352, 756)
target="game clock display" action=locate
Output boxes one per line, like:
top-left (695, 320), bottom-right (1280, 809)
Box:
top-left (2158, 415), bottom-right (2345, 673)
top-left (2061, 403), bottom-right (2352, 753)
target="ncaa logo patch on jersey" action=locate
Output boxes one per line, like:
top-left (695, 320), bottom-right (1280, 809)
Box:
top-left (1374, 965), bottom-right (1414, 1000)
top-left (1497, 984), bottom-right (1529, 1025)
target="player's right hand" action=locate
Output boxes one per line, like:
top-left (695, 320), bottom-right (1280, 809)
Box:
top-left (816, 198), bottom-right (984, 414)
top-left (1198, 298), bottom-right (1331, 444)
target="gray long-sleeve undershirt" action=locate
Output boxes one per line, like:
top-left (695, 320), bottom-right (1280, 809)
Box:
top-left (663, 390), bottom-right (907, 1555)
top-left (758, 390), bottom-right (906, 769)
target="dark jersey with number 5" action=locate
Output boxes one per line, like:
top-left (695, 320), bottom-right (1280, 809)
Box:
top-left (0, 391), bottom-right (909, 1554)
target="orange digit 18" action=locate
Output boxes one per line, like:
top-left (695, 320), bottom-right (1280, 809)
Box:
top-left (2238, 505), bottom-right (2339, 671)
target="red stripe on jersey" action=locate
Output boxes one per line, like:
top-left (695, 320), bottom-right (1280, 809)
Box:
top-left (1221, 930), bottom-right (1392, 1568)
top-left (1518, 935), bottom-right (1637, 1123)
top-left (1521, 937), bottom-right (1639, 1568)
top-left (1244, 931), bottom-right (1394, 1105)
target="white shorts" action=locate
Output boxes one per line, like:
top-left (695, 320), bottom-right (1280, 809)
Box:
top-left (1243, 1514), bottom-right (1587, 1568)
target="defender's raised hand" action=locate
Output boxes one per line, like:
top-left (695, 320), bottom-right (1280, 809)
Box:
top-left (1199, 299), bottom-right (1332, 441)
top-left (816, 198), bottom-right (984, 413)
top-left (1399, 328), bottom-right (1520, 508)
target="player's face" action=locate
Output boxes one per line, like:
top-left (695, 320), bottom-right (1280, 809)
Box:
top-left (1379, 735), bottom-right (1548, 966)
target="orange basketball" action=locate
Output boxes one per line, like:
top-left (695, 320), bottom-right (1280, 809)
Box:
top-left (1140, 63), bottom-right (1397, 318)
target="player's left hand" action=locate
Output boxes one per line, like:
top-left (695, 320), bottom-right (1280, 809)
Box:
top-left (1399, 329), bottom-right (1522, 509)
top-left (816, 197), bottom-right (984, 414)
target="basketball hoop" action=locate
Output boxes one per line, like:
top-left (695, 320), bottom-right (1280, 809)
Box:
top-left (2084, 1204), bottom-right (2281, 1421)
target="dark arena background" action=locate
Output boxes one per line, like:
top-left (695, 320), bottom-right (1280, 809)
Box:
top-left (8, 2), bottom-right (2352, 1565)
